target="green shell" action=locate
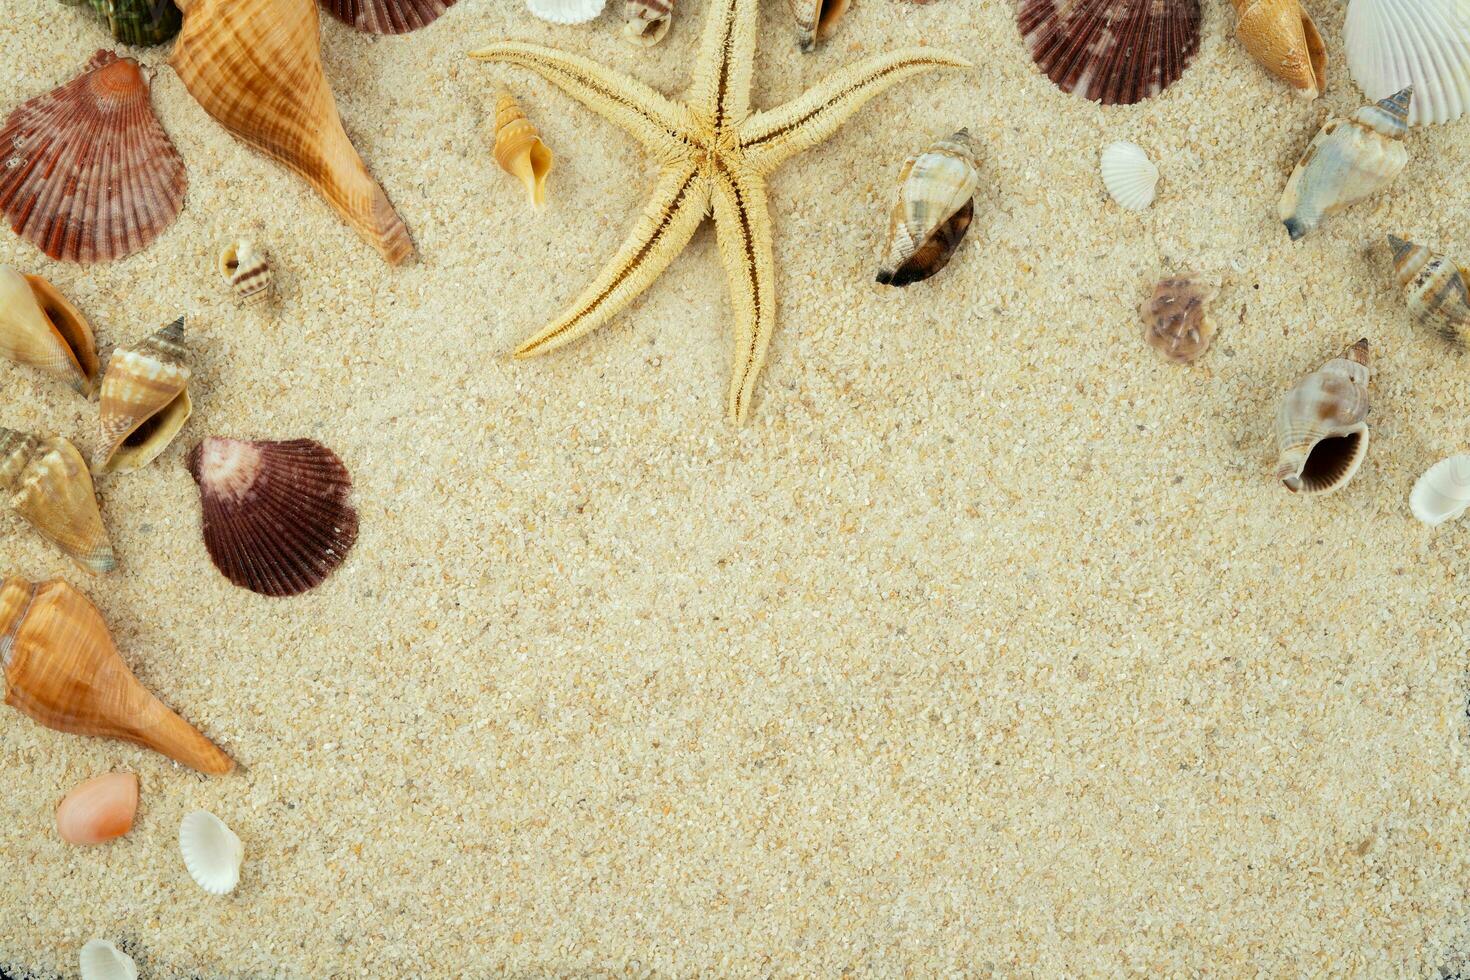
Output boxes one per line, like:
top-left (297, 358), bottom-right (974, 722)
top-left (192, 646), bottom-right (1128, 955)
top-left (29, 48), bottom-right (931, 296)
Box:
top-left (61, 0), bottom-right (182, 46)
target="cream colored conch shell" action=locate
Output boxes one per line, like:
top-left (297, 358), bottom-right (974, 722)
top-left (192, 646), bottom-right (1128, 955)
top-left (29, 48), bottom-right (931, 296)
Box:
top-left (1275, 338), bottom-right (1371, 495)
top-left (0, 429), bottom-right (115, 574)
top-left (170, 0), bottom-right (415, 265)
top-left (492, 91), bottom-right (553, 208)
top-left (1410, 454), bottom-right (1470, 526)
top-left (1100, 140), bottom-right (1159, 211)
top-left (1231, 0), bottom-right (1326, 99)
top-left (1386, 235), bottom-right (1470, 345)
top-left (79, 940), bottom-right (138, 980)
top-left (875, 129), bottom-right (981, 287)
top-left (179, 810), bottom-right (243, 895)
top-left (218, 239), bottom-right (273, 307)
top-left (0, 266), bottom-right (98, 395)
top-left (623, 0), bottom-right (672, 44)
top-left (93, 317), bottom-right (192, 476)
top-left (1279, 88), bottom-right (1411, 241)
top-left (789, 0), bottom-right (849, 52)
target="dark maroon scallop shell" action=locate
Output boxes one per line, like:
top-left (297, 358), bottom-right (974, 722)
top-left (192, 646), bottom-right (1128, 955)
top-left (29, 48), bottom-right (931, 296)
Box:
top-left (188, 437), bottom-right (360, 598)
top-left (1016, 0), bottom-right (1202, 106)
top-left (0, 50), bottom-right (187, 263)
top-left (319, 0), bottom-right (458, 34)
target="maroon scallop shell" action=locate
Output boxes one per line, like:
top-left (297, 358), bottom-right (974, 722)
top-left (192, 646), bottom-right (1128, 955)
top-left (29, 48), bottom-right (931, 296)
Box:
top-left (188, 437), bottom-right (360, 598)
top-left (0, 50), bottom-right (187, 263)
top-left (319, 0), bottom-right (458, 33)
top-left (1016, 0), bottom-right (1202, 106)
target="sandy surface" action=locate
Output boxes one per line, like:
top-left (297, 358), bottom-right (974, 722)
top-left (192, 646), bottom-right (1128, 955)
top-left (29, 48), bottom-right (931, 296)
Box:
top-left (2, 0), bottom-right (1469, 975)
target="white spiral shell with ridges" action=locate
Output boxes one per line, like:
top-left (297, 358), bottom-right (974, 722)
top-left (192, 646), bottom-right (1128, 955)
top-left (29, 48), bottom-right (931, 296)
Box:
top-left (1100, 141), bottom-right (1158, 211)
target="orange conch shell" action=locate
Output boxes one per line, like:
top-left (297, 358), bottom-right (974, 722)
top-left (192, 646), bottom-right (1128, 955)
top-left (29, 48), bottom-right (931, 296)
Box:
top-left (0, 577), bottom-right (233, 774)
top-left (492, 91), bottom-right (553, 208)
top-left (170, 0), bottom-right (415, 265)
top-left (1232, 0), bottom-right (1327, 99)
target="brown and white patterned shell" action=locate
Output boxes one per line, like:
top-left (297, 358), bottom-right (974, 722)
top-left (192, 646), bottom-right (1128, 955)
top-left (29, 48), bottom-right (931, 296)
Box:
top-left (94, 317), bottom-right (192, 476)
top-left (493, 91), bottom-right (553, 208)
top-left (1387, 236), bottom-right (1470, 345)
top-left (318, 0), bottom-right (456, 33)
top-left (623, 0), bottom-right (673, 45)
top-left (1140, 272), bottom-right (1220, 364)
top-left (0, 266), bottom-right (99, 395)
top-left (0, 429), bottom-right (115, 574)
top-left (0, 50), bottom-right (186, 263)
top-left (789, 0), bottom-right (850, 52)
top-left (219, 239), bottom-right (274, 307)
top-left (1274, 338), bottom-right (1372, 495)
top-left (188, 437), bottom-right (360, 597)
top-left (876, 129), bottom-right (981, 288)
top-left (1016, 0), bottom-right (1203, 105)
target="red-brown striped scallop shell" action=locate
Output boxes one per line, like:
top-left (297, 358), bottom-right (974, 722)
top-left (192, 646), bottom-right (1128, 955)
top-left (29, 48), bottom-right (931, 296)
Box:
top-left (318, 0), bottom-right (457, 33)
top-left (188, 437), bottom-right (360, 598)
top-left (1016, 0), bottom-right (1203, 106)
top-left (0, 50), bottom-right (186, 263)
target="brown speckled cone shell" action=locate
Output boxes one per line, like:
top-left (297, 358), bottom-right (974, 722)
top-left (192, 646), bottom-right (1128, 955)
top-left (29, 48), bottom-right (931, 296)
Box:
top-left (1016, 0), bottom-right (1202, 105)
top-left (0, 576), bottom-right (233, 775)
top-left (170, 0), bottom-right (415, 265)
top-left (188, 437), bottom-right (359, 597)
top-left (319, 0), bottom-right (457, 33)
top-left (0, 50), bottom-right (186, 263)
top-left (0, 429), bottom-right (116, 575)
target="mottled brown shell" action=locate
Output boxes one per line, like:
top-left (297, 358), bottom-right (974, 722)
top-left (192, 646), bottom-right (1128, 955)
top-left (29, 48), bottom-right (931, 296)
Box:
top-left (1140, 272), bottom-right (1220, 364)
top-left (1017, 0), bottom-right (1202, 105)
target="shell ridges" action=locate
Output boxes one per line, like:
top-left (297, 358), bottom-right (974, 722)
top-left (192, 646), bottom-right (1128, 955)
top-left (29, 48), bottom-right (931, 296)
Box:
top-left (1346, 0), bottom-right (1470, 125)
top-left (1016, 0), bottom-right (1203, 105)
top-left (179, 810), bottom-right (243, 895)
top-left (319, 0), bottom-right (457, 33)
top-left (1100, 141), bottom-right (1158, 211)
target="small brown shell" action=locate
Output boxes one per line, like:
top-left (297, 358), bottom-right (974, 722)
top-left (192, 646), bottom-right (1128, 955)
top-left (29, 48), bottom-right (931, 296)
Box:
top-left (318, 0), bottom-right (457, 32)
top-left (1140, 272), bottom-right (1220, 364)
top-left (188, 437), bottom-right (359, 597)
top-left (623, 0), bottom-right (673, 45)
top-left (94, 317), bottom-right (192, 476)
top-left (1016, 0), bottom-right (1203, 105)
top-left (789, 0), bottom-right (850, 52)
top-left (219, 240), bottom-right (274, 307)
top-left (0, 51), bottom-right (186, 263)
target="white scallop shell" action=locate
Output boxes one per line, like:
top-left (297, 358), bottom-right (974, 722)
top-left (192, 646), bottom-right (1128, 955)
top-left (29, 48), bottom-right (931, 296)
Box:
top-left (179, 810), bottom-right (243, 896)
top-left (79, 940), bottom-right (137, 980)
top-left (1409, 454), bottom-right (1470, 526)
top-left (1100, 141), bottom-right (1158, 211)
top-left (526, 0), bottom-right (606, 23)
top-left (1345, 0), bottom-right (1470, 125)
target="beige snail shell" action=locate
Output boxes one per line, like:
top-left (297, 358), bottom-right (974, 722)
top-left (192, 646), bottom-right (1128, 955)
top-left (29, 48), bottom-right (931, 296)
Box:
top-left (492, 91), bottom-right (553, 208)
top-left (875, 129), bottom-right (982, 288)
top-left (1274, 338), bottom-right (1372, 495)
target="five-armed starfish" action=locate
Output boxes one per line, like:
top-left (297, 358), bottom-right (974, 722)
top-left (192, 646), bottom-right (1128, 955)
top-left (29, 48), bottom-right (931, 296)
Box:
top-left (471, 0), bottom-right (970, 422)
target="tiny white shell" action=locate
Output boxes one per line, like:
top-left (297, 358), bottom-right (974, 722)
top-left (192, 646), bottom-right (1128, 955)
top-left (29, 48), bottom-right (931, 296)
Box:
top-left (526, 0), bottom-right (606, 23)
top-left (179, 810), bottom-right (243, 895)
top-left (1409, 454), bottom-right (1470, 526)
top-left (79, 940), bottom-right (137, 980)
top-left (1346, 0), bottom-right (1470, 125)
top-left (1100, 140), bottom-right (1158, 211)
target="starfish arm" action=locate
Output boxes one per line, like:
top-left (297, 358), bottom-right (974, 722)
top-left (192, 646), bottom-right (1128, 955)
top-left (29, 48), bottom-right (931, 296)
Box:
top-left (470, 42), bottom-right (691, 159)
top-left (711, 168), bottom-right (777, 424)
top-left (686, 0), bottom-right (759, 131)
top-left (515, 162), bottom-right (711, 359)
top-left (737, 49), bottom-right (974, 174)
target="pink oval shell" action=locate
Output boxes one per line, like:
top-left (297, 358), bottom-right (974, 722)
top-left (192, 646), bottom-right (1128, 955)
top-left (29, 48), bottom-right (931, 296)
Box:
top-left (55, 772), bottom-right (139, 845)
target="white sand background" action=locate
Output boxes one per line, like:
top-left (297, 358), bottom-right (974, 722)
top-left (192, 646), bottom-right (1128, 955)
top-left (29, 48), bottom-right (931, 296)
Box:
top-left (2, 0), bottom-right (1470, 974)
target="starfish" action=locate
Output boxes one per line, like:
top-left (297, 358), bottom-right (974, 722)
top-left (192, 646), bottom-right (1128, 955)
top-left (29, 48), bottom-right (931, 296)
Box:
top-left (471, 0), bottom-right (970, 423)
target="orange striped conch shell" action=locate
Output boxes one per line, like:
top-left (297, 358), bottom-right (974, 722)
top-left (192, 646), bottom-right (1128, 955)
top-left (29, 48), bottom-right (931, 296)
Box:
top-left (492, 91), bottom-right (553, 208)
top-left (1232, 0), bottom-right (1326, 99)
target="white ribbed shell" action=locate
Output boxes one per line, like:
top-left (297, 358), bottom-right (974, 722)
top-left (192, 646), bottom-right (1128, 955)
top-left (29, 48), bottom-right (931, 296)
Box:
top-left (527, 0), bottom-right (606, 23)
top-left (1346, 0), bottom-right (1470, 125)
top-left (179, 810), bottom-right (243, 896)
top-left (79, 940), bottom-right (137, 980)
top-left (1100, 141), bottom-right (1158, 211)
top-left (1409, 454), bottom-right (1470, 526)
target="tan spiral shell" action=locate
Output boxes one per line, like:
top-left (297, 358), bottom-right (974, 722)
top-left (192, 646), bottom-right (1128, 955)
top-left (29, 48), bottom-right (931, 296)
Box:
top-left (875, 129), bottom-right (981, 288)
top-left (218, 239), bottom-right (273, 307)
top-left (1231, 0), bottom-right (1327, 99)
top-left (1386, 236), bottom-right (1470, 345)
top-left (0, 266), bottom-right (99, 395)
top-left (1274, 338), bottom-right (1372, 495)
top-left (0, 429), bottom-right (115, 574)
top-left (492, 91), bottom-right (554, 208)
top-left (93, 317), bottom-right (192, 476)
top-left (623, 0), bottom-right (673, 44)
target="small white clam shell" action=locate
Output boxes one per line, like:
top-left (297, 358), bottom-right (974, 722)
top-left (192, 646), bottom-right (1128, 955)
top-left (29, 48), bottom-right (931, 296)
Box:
top-left (79, 940), bottom-right (137, 980)
top-left (179, 810), bottom-right (243, 895)
top-left (1410, 454), bottom-right (1470, 526)
top-left (1100, 140), bottom-right (1158, 211)
top-left (1346, 0), bottom-right (1470, 125)
top-left (526, 0), bottom-right (606, 23)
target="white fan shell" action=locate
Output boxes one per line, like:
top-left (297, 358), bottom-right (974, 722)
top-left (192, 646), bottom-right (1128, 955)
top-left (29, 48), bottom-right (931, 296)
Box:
top-left (1100, 141), bottom-right (1159, 211)
top-left (1346, 0), bottom-right (1470, 125)
top-left (179, 810), bottom-right (243, 896)
top-left (79, 940), bottom-right (137, 980)
top-left (1410, 454), bottom-right (1470, 526)
top-left (527, 0), bottom-right (607, 24)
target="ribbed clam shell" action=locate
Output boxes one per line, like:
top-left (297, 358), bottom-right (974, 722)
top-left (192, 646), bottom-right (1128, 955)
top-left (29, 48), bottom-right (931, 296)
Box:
top-left (1274, 339), bottom-right (1372, 495)
top-left (94, 317), bottom-right (192, 476)
top-left (75, 0), bottom-right (183, 45)
top-left (493, 92), bottom-right (554, 208)
top-left (0, 429), bottom-right (116, 574)
top-left (319, 0), bottom-right (457, 33)
top-left (1140, 272), bottom-right (1220, 364)
top-left (1232, 0), bottom-right (1326, 99)
top-left (56, 772), bottom-right (138, 845)
top-left (1410, 454), bottom-right (1470, 526)
top-left (79, 940), bottom-right (138, 980)
top-left (790, 0), bottom-right (850, 52)
top-left (0, 266), bottom-right (99, 395)
top-left (171, 0), bottom-right (415, 266)
top-left (0, 51), bottom-right (186, 263)
top-left (1017, 0), bottom-right (1202, 105)
top-left (179, 810), bottom-right (243, 895)
top-left (189, 437), bottom-right (360, 597)
top-left (1387, 236), bottom-right (1470, 345)
top-left (1100, 141), bottom-right (1158, 211)
top-left (1278, 89), bottom-right (1411, 242)
top-left (526, 0), bottom-right (606, 24)
top-left (219, 240), bottom-right (274, 306)
top-left (875, 129), bottom-right (981, 288)
top-left (623, 0), bottom-right (673, 45)
top-left (1346, 0), bottom-right (1470, 125)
